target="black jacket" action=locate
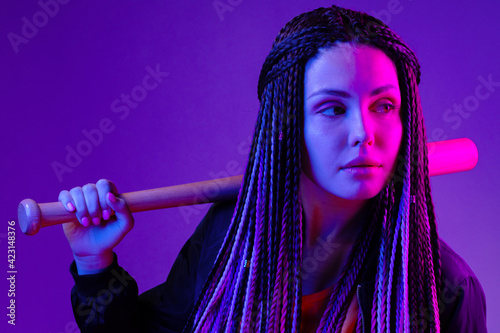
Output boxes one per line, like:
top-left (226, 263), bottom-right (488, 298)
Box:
top-left (70, 200), bottom-right (487, 332)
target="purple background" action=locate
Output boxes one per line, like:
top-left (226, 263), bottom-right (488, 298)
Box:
top-left (2, 0), bottom-right (499, 332)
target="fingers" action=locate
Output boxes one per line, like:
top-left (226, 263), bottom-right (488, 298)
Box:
top-left (58, 179), bottom-right (121, 227)
top-left (96, 179), bottom-right (116, 222)
top-left (62, 186), bottom-right (91, 226)
top-left (58, 190), bottom-right (76, 213)
top-left (82, 184), bottom-right (101, 226)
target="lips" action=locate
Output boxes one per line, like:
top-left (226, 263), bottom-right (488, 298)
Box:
top-left (341, 156), bottom-right (381, 169)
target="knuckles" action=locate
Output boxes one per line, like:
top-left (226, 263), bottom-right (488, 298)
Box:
top-left (59, 180), bottom-right (118, 219)
top-left (58, 189), bottom-right (69, 202)
top-left (82, 183), bottom-right (96, 193)
top-left (96, 179), bottom-right (111, 191)
top-left (69, 186), bottom-right (83, 195)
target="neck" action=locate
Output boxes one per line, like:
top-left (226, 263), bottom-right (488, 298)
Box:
top-left (299, 171), bottom-right (374, 294)
top-left (300, 171), bottom-right (373, 249)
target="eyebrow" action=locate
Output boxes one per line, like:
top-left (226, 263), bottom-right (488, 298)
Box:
top-left (306, 84), bottom-right (398, 100)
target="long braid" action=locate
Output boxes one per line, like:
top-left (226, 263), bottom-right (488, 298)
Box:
top-left (414, 85), bottom-right (440, 331)
top-left (244, 85), bottom-right (271, 333)
top-left (290, 62), bottom-right (304, 333)
top-left (407, 77), bottom-right (424, 328)
top-left (371, 183), bottom-right (391, 332)
top-left (408, 65), bottom-right (440, 332)
top-left (263, 81), bottom-right (277, 330)
top-left (416, 79), bottom-right (442, 326)
top-left (278, 67), bottom-right (292, 332)
top-left (267, 74), bottom-right (287, 333)
top-left (185, 5), bottom-right (441, 332)
top-left (356, 303), bottom-right (364, 333)
top-left (282, 62), bottom-right (302, 333)
top-left (399, 62), bottom-right (414, 332)
top-left (240, 81), bottom-right (273, 331)
top-left (265, 79), bottom-right (282, 332)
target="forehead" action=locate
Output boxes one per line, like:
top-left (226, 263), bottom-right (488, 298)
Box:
top-left (304, 43), bottom-right (400, 94)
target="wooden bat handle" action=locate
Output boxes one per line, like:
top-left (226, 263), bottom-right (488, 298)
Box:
top-left (18, 138), bottom-right (478, 235)
top-left (18, 175), bottom-right (242, 235)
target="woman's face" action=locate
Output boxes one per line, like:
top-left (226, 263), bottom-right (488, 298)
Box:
top-left (302, 43), bottom-right (403, 200)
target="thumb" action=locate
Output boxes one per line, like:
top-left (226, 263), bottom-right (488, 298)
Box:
top-left (106, 192), bottom-right (134, 228)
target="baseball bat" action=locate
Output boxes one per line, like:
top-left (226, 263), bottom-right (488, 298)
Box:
top-left (18, 138), bottom-right (478, 235)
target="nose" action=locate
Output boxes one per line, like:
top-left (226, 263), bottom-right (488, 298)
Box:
top-left (347, 108), bottom-right (374, 147)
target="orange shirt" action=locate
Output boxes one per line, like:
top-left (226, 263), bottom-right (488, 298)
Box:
top-left (301, 286), bottom-right (359, 333)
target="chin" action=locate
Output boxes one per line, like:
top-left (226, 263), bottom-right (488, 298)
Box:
top-left (333, 184), bottom-right (383, 201)
top-left (342, 191), bottom-right (378, 201)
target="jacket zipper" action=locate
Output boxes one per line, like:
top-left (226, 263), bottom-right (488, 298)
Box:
top-left (357, 284), bottom-right (365, 333)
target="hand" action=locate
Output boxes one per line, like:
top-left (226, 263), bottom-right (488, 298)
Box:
top-left (58, 179), bottom-right (134, 274)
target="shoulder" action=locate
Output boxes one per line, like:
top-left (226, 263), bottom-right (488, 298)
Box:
top-left (175, 200), bottom-right (237, 272)
top-left (439, 238), bottom-right (478, 286)
top-left (201, 200), bottom-right (237, 241)
top-left (136, 200), bottom-right (238, 332)
top-left (438, 238), bottom-right (487, 332)
top-left (191, 200), bottom-right (237, 300)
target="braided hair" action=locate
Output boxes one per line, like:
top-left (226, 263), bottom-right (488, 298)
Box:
top-left (184, 5), bottom-right (441, 332)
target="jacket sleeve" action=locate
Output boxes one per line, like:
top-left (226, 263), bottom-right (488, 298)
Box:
top-left (437, 239), bottom-right (488, 332)
top-left (70, 254), bottom-right (141, 333)
top-left (69, 201), bottom-right (232, 333)
top-left (440, 274), bottom-right (488, 333)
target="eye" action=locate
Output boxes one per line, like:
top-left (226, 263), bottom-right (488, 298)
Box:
top-left (373, 101), bottom-right (397, 113)
top-left (318, 104), bottom-right (346, 116)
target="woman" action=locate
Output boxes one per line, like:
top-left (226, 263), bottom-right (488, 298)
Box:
top-left (61, 5), bottom-right (486, 332)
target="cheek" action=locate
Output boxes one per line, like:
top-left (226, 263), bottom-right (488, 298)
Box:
top-left (304, 117), bottom-right (344, 149)
top-left (302, 126), bottom-right (344, 177)
top-left (302, 123), bottom-right (332, 172)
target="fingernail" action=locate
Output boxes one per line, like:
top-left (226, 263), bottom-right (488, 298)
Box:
top-left (67, 202), bottom-right (75, 211)
top-left (81, 217), bottom-right (89, 227)
top-left (108, 192), bottom-right (117, 203)
top-left (102, 209), bottom-right (110, 220)
top-left (92, 217), bottom-right (100, 225)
